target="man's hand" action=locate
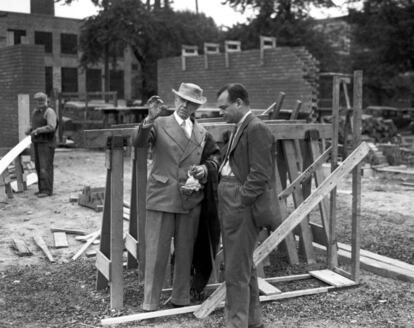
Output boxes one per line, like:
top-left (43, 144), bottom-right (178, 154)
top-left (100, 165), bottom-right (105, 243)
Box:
top-left (30, 129), bottom-right (39, 137)
top-left (146, 95), bottom-right (166, 121)
top-left (190, 165), bottom-right (207, 180)
top-left (25, 128), bottom-right (32, 136)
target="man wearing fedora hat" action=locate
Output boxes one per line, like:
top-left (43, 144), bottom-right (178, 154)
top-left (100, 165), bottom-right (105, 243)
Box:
top-left (133, 82), bottom-right (220, 311)
top-left (25, 92), bottom-right (58, 198)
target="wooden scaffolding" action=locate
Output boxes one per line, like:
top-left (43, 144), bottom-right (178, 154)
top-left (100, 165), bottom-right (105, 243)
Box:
top-left (83, 71), bottom-right (368, 325)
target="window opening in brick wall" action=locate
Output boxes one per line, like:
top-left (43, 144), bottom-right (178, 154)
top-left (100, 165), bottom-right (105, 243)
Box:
top-left (110, 70), bottom-right (124, 99)
top-left (45, 66), bottom-right (53, 97)
top-left (61, 67), bottom-right (78, 92)
top-left (86, 68), bottom-right (102, 93)
top-left (61, 33), bottom-right (78, 55)
top-left (7, 29), bottom-right (26, 45)
top-left (35, 31), bottom-right (53, 53)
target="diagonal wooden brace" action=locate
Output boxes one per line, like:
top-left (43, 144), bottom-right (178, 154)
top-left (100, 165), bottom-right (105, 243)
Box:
top-left (194, 142), bottom-right (370, 319)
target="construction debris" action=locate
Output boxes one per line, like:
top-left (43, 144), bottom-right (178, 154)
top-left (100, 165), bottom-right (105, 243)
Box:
top-left (11, 238), bottom-right (32, 256)
top-left (78, 186), bottom-right (105, 212)
top-left (33, 235), bottom-right (55, 263)
top-left (53, 232), bottom-right (68, 249)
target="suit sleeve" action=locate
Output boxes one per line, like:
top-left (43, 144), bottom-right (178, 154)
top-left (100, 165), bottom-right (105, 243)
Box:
top-left (201, 132), bottom-right (221, 174)
top-left (132, 119), bottom-right (156, 148)
top-left (239, 123), bottom-right (274, 206)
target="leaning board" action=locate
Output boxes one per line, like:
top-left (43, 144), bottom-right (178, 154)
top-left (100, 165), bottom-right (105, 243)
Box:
top-left (0, 136), bottom-right (31, 176)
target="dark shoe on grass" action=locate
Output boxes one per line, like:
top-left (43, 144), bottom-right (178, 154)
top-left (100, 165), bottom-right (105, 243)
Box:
top-left (37, 193), bottom-right (51, 198)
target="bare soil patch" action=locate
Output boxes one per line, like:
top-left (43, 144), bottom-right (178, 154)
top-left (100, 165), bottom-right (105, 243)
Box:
top-left (0, 149), bottom-right (413, 327)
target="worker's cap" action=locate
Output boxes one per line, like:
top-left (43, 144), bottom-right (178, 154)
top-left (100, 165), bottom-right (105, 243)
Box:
top-left (34, 92), bottom-right (47, 100)
top-left (172, 83), bottom-right (207, 105)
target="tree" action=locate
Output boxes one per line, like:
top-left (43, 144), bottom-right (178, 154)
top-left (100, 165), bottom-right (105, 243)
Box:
top-left (57, 0), bottom-right (221, 100)
top-left (348, 0), bottom-right (414, 105)
top-left (221, 1), bottom-right (344, 72)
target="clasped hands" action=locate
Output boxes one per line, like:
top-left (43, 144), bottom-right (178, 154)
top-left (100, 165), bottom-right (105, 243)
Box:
top-left (181, 165), bottom-right (207, 195)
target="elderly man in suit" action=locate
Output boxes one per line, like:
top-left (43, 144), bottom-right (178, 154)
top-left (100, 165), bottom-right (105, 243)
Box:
top-left (217, 83), bottom-right (275, 328)
top-left (133, 83), bottom-right (220, 311)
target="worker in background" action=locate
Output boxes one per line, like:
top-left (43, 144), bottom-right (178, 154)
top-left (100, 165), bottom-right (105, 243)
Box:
top-left (133, 83), bottom-right (220, 311)
top-left (26, 92), bottom-right (57, 198)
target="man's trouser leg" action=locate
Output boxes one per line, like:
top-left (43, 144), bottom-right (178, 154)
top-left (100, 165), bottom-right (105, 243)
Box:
top-left (36, 142), bottom-right (55, 195)
top-left (143, 207), bottom-right (200, 310)
top-left (171, 206), bottom-right (200, 305)
top-left (218, 177), bottom-right (262, 328)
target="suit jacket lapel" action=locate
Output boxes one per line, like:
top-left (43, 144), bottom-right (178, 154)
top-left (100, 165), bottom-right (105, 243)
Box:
top-left (229, 113), bottom-right (254, 155)
top-left (162, 115), bottom-right (189, 152)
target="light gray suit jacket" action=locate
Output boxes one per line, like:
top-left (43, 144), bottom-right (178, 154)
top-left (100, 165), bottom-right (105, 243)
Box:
top-left (133, 114), bottom-right (208, 213)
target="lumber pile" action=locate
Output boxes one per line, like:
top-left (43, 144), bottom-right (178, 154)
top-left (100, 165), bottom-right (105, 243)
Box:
top-left (362, 116), bottom-right (400, 143)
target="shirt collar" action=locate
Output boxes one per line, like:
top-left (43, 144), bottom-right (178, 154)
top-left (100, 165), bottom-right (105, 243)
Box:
top-left (174, 111), bottom-right (189, 125)
top-left (237, 110), bottom-right (252, 128)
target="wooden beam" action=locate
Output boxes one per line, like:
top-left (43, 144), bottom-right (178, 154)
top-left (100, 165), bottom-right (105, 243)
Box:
top-left (102, 286), bottom-right (331, 326)
top-left (51, 228), bottom-right (87, 235)
top-left (12, 238), bottom-right (32, 256)
top-left (72, 231), bottom-right (100, 260)
top-left (194, 142), bottom-right (370, 318)
top-left (0, 136), bottom-right (31, 176)
top-left (83, 123), bottom-right (333, 148)
top-left (53, 232), bottom-right (68, 248)
top-left (351, 70), bottom-right (363, 282)
top-left (33, 235), bottom-right (55, 263)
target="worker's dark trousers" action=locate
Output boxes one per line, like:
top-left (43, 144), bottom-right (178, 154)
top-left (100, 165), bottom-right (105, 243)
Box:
top-left (218, 176), bottom-right (263, 328)
top-left (33, 142), bottom-right (55, 195)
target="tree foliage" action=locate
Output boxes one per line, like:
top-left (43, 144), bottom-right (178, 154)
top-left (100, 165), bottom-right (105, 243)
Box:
top-left (349, 0), bottom-right (414, 105)
top-left (57, 0), bottom-right (220, 100)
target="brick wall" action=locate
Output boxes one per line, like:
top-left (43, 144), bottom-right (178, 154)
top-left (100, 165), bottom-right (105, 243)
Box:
top-left (158, 47), bottom-right (318, 112)
top-left (0, 45), bottom-right (45, 148)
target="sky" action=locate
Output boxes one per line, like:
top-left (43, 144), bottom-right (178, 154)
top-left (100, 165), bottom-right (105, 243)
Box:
top-left (0, 0), bottom-right (356, 27)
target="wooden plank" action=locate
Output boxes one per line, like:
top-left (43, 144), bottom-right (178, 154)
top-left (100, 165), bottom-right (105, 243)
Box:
top-left (86, 250), bottom-right (97, 257)
top-left (338, 242), bottom-right (414, 273)
top-left (309, 269), bottom-right (355, 287)
top-left (12, 238), bottom-right (32, 256)
top-left (75, 230), bottom-right (99, 241)
top-left (124, 232), bottom-right (138, 259)
top-left (51, 228), bottom-right (87, 235)
top-left (83, 123), bottom-right (333, 148)
top-left (351, 70), bottom-right (363, 282)
top-left (313, 243), bottom-right (414, 283)
top-left (328, 76), bottom-right (340, 269)
top-left (96, 250), bottom-right (111, 281)
top-left (33, 235), bottom-right (55, 263)
top-left (102, 286), bottom-right (331, 326)
top-left (109, 140), bottom-right (125, 310)
top-left (308, 140), bottom-right (331, 242)
top-left (53, 232), bottom-right (68, 248)
top-left (0, 136), bottom-right (31, 176)
top-left (257, 277), bottom-right (281, 295)
top-left (194, 142), bottom-right (370, 318)
top-left (282, 140), bottom-right (315, 263)
top-left (72, 231), bottom-right (100, 260)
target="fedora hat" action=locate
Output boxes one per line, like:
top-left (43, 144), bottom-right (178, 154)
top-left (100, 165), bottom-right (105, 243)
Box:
top-left (172, 83), bottom-right (207, 105)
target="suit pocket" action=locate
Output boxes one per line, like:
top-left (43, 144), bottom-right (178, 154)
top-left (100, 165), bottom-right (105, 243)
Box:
top-left (151, 173), bottom-right (168, 184)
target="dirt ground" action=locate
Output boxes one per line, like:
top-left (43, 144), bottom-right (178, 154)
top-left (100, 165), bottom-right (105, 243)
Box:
top-left (0, 148), bottom-right (413, 327)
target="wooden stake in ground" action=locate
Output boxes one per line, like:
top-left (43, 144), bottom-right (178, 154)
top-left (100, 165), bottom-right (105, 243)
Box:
top-left (33, 235), bottom-right (55, 263)
top-left (194, 142), bottom-right (370, 319)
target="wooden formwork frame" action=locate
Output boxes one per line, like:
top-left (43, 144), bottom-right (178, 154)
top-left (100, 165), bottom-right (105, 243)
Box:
top-left (84, 71), bottom-right (365, 321)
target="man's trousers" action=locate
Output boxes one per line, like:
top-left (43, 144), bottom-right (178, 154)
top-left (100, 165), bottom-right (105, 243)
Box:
top-left (218, 176), bottom-right (262, 328)
top-left (33, 142), bottom-right (55, 195)
top-left (143, 207), bottom-right (200, 311)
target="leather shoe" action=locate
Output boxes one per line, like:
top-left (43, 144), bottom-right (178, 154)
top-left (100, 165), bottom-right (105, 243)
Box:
top-left (248, 325), bottom-right (264, 328)
top-left (37, 193), bottom-right (51, 198)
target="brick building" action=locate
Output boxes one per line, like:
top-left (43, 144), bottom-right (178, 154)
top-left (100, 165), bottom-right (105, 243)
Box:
top-left (158, 43), bottom-right (319, 112)
top-left (0, 0), bottom-right (140, 148)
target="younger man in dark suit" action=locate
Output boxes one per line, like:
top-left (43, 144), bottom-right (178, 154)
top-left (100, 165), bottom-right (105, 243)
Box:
top-left (217, 83), bottom-right (274, 328)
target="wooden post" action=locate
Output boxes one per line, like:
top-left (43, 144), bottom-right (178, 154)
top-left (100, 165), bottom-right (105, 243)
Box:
top-left (328, 76), bottom-right (340, 269)
top-left (351, 70), bottom-right (363, 282)
top-left (95, 136), bottom-right (125, 310)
